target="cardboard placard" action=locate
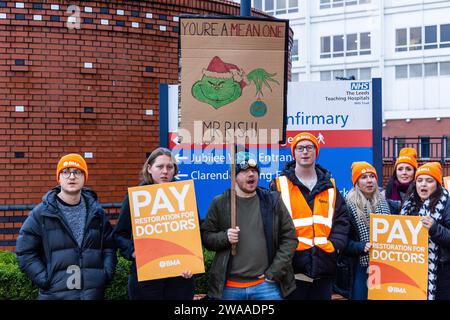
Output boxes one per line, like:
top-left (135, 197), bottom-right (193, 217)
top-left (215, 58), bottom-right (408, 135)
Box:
top-left (128, 180), bottom-right (204, 281)
top-left (179, 16), bottom-right (288, 144)
top-left (369, 214), bottom-right (428, 300)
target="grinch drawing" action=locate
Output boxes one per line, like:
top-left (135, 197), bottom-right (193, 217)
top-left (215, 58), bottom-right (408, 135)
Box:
top-left (191, 56), bottom-right (279, 117)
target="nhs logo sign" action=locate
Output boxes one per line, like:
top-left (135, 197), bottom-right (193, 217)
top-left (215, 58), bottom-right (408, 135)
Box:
top-left (350, 82), bottom-right (370, 90)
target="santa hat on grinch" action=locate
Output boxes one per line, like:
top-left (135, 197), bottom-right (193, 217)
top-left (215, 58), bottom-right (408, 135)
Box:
top-left (202, 56), bottom-right (248, 89)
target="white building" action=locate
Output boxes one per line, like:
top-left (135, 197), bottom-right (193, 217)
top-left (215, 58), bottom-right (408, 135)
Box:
top-left (231, 0), bottom-right (450, 151)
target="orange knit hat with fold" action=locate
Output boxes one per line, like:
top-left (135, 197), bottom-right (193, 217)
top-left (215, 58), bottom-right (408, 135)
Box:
top-left (415, 162), bottom-right (442, 185)
top-left (351, 161), bottom-right (378, 186)
top-left (56, 153), bottom-right (88, 182)
top-left (395, 147), bottom-right (418, 169)
top-left (291, 132), bottom-right (320, 158)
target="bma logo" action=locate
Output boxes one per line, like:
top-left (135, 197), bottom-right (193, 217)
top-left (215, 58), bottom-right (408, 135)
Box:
top-left (350, 82), bottom-right (370, 90)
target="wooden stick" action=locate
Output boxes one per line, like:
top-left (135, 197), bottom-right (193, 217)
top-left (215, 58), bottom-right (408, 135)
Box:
top-left (230, 142), bottom-right (237, 256)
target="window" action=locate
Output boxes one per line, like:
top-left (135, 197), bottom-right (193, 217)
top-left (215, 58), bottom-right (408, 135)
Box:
top-left (320, 36), bottom-right (331, 58)
top-left (420, 137), bottom-right (430, 159)
top-left (320, 71), bottom-right (332, 81)
top-left (256, 0), bottom-right (298, 14)
top-left (292, 72), bottom-right (299, 82)
top-left (395, 65), bottom-right (408, 79)
top-left (332, 0), bottom-right (344, 8)
top-left (395, 25), bottom-right (450, 52)
top-left (276, 0), bottom-right (286, 14)
top-left (320, 68), bottom-right (371, 80)
top-left (396, 62), bottom-right (450, 78)
top-left (346, 69), bottom-right (358, 79)
top-left (395, 28), bottom-right (407, 52)
top-left (333, 35), bottom-right (344, 57)
top-left (425, 25), bottom-right (437, 49)
top-left (292, 39), bottom-right (299, 62)
top-left (359, 68), bottom-right (371, 80)
top-left (320, 0), bottom-right (370, 9)
top-left (424, 63), bottom-right (438, 77)
top-left (409, 27), bottom-right (422, 50)
top-left (333, 69), bottom-right (344, 79)
top-left (441, 62), bottom-right (450, 76)
top-left (288, 0), bottom-right (298, 13)
top-left (253, 0), bottom-right (263, 10)
top-left (360, 32), bottom-right (371, 55)
top-left (440, 24), bottom-right (450, 48)
top-left (346, 33), bottom-right (358, 56)
top-left (265, 0), bottom-right (274, 14)
top-left (320, 0), bottom-right (331, 9)
top-left (321, 32), bottom-right (371, 58)
top-left (409, 64), bottom-right (422, 77)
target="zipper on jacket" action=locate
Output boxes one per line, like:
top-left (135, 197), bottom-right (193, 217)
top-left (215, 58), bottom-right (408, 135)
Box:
top-left (41, 220), bottom-right (52, 283)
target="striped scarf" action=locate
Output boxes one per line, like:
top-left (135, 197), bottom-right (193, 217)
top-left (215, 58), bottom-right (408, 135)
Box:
top-left (347, 198), bottom-right (391, 266)
top-left (400, 188), bottom-right (448, 300)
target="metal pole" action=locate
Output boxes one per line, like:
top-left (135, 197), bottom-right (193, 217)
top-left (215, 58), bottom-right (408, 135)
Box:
top-left (240, 0), bottom-right (251, 17)
top-left (159, 84), bottom-right (169, 148)
top-left (372, 78), bottom-right (383, 187)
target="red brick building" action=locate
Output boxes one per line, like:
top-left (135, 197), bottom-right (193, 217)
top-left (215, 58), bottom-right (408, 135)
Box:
top-left (0, 0), bottom-right (272, 250)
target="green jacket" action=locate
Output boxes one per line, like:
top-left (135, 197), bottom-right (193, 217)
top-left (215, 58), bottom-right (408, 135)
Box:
top-left (201, 187), bottom-right (298, 299)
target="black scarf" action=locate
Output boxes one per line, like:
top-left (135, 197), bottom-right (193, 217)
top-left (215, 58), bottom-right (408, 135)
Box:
top-left (400, 188), bottom-right (448, 300)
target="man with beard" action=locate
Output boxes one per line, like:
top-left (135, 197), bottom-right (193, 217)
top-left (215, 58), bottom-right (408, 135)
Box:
top-left (271, 132), bottom-right (350, 300)
top-left (201, 151), bottom-right (298, 300)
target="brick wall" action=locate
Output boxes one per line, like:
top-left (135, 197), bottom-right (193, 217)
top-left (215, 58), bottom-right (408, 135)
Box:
top-left (383, 118), bottom-right (450, 138)
top-left (0, 0), bottom-right (272, 250)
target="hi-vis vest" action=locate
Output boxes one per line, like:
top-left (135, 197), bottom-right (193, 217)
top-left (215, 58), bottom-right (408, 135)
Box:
top-left (275, 176), bottom-right (336, 253)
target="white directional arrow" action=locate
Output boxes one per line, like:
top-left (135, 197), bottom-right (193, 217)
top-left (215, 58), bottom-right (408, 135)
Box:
top-left (175, 173), bottom-right (189, 179)
top-left (172, 136), bottom-right (180, 145)
top-left (175, 154), bottom-right (188, 162)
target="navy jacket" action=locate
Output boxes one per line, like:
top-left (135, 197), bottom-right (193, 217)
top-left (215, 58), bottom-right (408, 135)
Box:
top-left (333, 211), bottom-right (362, 298)
top-left (16, 187), bottom-right (117, 300)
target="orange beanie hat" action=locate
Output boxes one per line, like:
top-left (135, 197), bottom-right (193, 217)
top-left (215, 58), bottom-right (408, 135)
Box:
top-left (351, 161), bottom-right (378, 186)
top-left (415, 162), bottom-right (442, 185)
top-left (56, 153), bottom-right (88, 182)
top-left (291, 132), bottom-right (320, 158)
top-left (395, 147), bottom-right (418, 169)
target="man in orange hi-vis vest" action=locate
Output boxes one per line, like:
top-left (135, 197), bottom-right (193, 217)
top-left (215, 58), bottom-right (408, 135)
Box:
top-left (270, 132), bottom-right (350, 300)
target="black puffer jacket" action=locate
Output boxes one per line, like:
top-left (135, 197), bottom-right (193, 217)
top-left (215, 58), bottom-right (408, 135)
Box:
top-left (15, 187), bottom-right (117, 300)
top-left (270, 161), bottom-right (350, 279)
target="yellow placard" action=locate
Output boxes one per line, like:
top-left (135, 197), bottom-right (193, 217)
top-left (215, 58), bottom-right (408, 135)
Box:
top-left (443, 176), bottom-right (450, 191)
top-left (368, 214), bottom-right (428, 300)
top-left (128, 180), bottom-right (205, 281)
top-left (179, 17), bottom-right (288, 144)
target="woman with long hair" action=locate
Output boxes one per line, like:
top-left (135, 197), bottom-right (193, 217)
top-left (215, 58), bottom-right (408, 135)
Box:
top-left (114, 147), bottom-right (195, 300)
top-left (335, 162), bottom-right (390, 300)
top-left (400, 162), bottom-right (450, 300)
top-left (383, 147), bottom-right (418, 213)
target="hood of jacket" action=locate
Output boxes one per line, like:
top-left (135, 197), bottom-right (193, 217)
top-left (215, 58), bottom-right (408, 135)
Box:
top-left (280, 160), bottom-right (334, 196)
top-left (41, 186), bottom-right (101, 217)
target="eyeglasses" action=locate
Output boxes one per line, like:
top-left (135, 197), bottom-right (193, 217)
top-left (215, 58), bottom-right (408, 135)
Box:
top-left (295, 145), bottom-right (315, 152)
top-left (61, 169), bottom-right (83, 179)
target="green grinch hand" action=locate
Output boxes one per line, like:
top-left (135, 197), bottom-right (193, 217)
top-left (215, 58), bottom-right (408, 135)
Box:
top-left (247, 68), bottom-right (279, 99)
